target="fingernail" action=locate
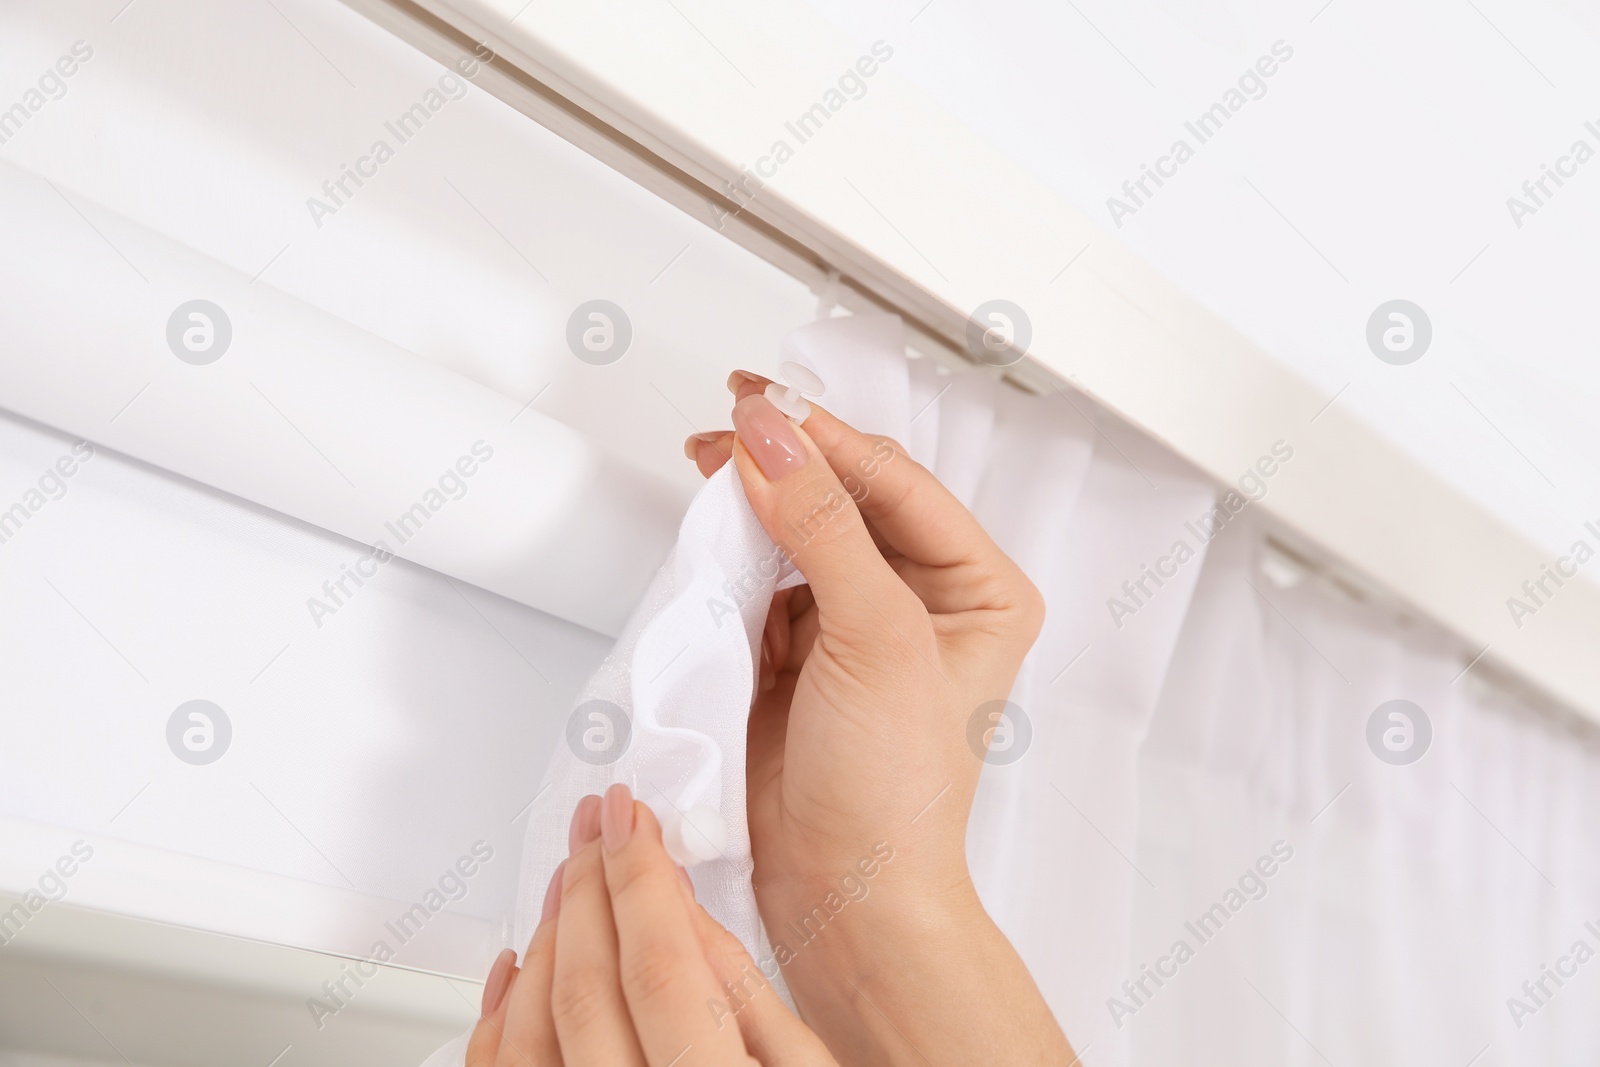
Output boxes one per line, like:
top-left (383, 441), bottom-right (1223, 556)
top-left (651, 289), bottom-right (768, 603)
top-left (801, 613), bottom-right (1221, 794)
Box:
top-left (569, 795), bottom-right (602, 853)
top-left (539, 860), bottom-right (566, 925)
top-left (727, 369), bottom-right (770, 395)
top-left (732, 394), bottom-right (807, 481)
top-left (600, 783), bottom-right (635, 853)
top-left (481, 948), bottom-right (516, 1016)
top-left (682, 431), bottom-right (719, 460)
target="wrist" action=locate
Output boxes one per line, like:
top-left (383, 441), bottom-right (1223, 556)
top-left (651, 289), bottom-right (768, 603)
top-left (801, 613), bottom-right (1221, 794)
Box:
top-left (760, 868), bottom-right (1071, 1065)
top-left (760, 865), bottom-right (986, 1027)
top-left (820, 868), bottom-right (984, 975)
top-left (754, 843), bottom-right (979, 974)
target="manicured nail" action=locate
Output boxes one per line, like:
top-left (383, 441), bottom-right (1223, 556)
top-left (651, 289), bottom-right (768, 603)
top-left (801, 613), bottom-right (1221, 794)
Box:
top-left (540, 860), bottom-right (566, 924)
top-left (727, 369), bottom-right (771, 395)
top-left (481, 948), bottom-right (516, 1016)
top-left (569, 795), bottom-right (602, 853)
top-left (732, 394), bottom-right (807, 481)
top-left (683, 431), bottom-right (726, 461)
top-left (600, 783), bottom-right (635, 853)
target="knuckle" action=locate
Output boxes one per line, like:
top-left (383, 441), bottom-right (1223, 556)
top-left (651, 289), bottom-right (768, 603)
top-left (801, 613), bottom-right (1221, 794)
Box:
top-left (983, 563), bottom-right (1046, 634)
top-left (560, 854), bottom-right (605, 898)
top-left (710, 923), bottom-right (748, 962)
top-left (603, 852), bottom-right (657, 904)
top-left (778, 476), bottom-right (863, 555)
top-left (865, 433), bottom-right (908, 460)
top-left (849, 437), bottom-right (918, 507)
top-left (493, 1036), bottom-right (536, 1067)
top-left (550, 962), bottom-right (613, 1030)
top-left (1014, 574), bottom-right (1047, 640)
top-left (620, 940), bottom-right (683, 1005)
top-left (819, 613), bottom-right (929, 681)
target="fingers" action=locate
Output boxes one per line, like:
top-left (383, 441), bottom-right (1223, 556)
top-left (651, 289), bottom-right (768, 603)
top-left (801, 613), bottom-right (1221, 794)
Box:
top-left (758, 370), bottom-right (1030, 593)
top-left (501, 795), bottom-right (810, 1067)
top-left (746, 666), bottom-right (797, 813)
top-left (685, 431), bottom-right (735, 479)
top-left (551, 811), bottom-right (648, 1065)
top-left (716, 370), bottom-right (1038, 623)
top-left (598, 784), bottom-right (753, 1066)
top-left (727, 369), bottom-right (770, 400)
top-left (495, 868), bottom-right (563, 1067)
top-left (757, 589), bottom-right (793, 695)
top-left (731, 392), bottom-right (926, 652)
top-left (796, 408), bottom-right (981, 571)
top-left (569, 793), bottom-right (601, 852)
top-left (688, 900), bottom-right (837, 1067)
top-left (466, 949), bottom-right (518, 1067)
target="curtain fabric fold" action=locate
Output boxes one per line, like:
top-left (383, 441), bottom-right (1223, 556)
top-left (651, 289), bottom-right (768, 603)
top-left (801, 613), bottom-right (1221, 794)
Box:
top-left (429, 314), bottom-right (1599, 1066)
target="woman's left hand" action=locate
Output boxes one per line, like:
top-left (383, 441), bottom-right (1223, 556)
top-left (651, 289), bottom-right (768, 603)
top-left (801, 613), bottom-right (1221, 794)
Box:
top-left (467, 785), bottom-right (837, 1067)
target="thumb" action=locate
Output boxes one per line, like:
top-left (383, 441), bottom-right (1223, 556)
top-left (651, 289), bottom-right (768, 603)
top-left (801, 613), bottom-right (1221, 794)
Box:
top-left (730, 393), bottom-right (922, 649)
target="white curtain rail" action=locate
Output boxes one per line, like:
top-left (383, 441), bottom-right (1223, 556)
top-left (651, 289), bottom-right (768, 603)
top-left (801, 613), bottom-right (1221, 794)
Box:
top-left (339, 0), bottom-right (1600, 725)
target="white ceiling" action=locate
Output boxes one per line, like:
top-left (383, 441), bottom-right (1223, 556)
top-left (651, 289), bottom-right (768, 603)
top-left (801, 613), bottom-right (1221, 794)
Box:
top-left (10, 0), bottom-right (1594, 567)
top-left (804, 0), bottom-right (1600, 567)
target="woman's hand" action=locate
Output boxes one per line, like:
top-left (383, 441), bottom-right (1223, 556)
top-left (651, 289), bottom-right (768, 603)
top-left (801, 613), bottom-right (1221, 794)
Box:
top-left (467, 786), bottom-right (838, 1067)
top-left (684, 372), bottom-right (1073, 1064)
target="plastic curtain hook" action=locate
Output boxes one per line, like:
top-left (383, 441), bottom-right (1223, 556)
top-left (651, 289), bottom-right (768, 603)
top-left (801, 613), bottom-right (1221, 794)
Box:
top-left (663, 805), bottom-right (728, 867)
top-left (814, 269), bottom-right (842, 320)
top-left (764, 361), bottom-right (826, 423)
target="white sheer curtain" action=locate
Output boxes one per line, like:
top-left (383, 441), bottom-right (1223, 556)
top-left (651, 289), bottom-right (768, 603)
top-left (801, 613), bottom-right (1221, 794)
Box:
top-left (462, 312), bottom-right (1599, 1066)
top-left (1123, 524), bottom-right (1600, 1066)
top-left (956, 392), bottom-right (1600, 1064)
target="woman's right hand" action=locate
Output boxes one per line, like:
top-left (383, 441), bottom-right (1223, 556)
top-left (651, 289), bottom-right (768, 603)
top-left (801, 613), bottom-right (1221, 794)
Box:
top-left (467, 786), bottom-right (838, 1067)
top-left (685, 372), bottom-right (1074, 1065)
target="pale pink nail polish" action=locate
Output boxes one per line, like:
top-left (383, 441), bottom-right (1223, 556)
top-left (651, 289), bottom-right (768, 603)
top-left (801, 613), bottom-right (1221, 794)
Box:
top-left (481, 948), bottom-right (516, 1016)
top-left (732, 394), bottom-right (807, 481)
top-left (569, 794), bottom-right (602, 853)
top-left (683, 431), bottom-right (724, 461)
top-left (727, 369), bottom-right (771, 395)
top-left (600, 783), bottom-right (635, 853)
top-left (540, 860), bottom-right (566, 924)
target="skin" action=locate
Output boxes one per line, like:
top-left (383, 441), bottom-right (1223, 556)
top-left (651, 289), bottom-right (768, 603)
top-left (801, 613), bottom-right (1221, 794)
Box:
top-left (471, 376), bottom-right (1074, 1065)
top-left (467, 785), bottom-right (839, 1066)
top-left (690, 372), bottom-right (1074, 1065)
